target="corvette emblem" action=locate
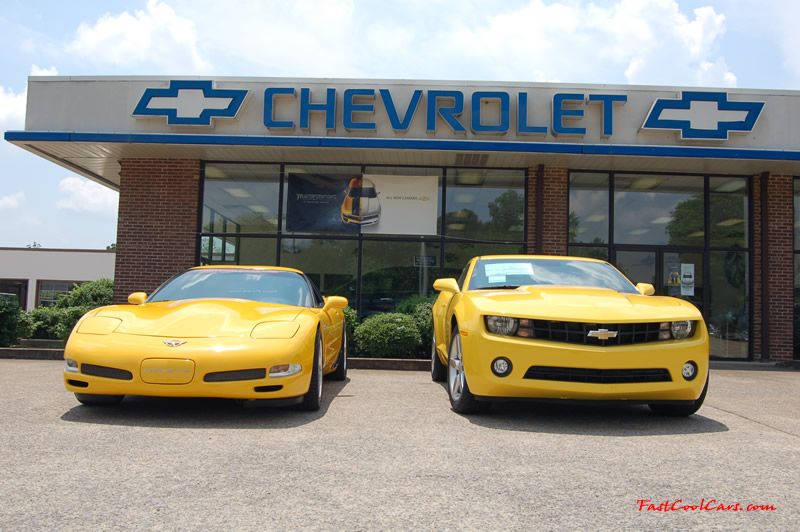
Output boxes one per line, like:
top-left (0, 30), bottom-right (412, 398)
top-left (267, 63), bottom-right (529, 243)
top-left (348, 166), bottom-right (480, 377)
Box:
top-left (587, 329), bottom-right (618, 341)
top-left (163, 340), bottom-right (187, 347)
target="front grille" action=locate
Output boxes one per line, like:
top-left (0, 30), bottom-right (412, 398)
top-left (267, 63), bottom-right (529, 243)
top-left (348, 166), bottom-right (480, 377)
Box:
top-left (204, 368), bottom-right (266, 382)
top-left (520, 320), bottom-right (667, 346)
top-left (81, 364), bottom-right (133, 380)
top-left (524, 366), bottom-right (672, 384)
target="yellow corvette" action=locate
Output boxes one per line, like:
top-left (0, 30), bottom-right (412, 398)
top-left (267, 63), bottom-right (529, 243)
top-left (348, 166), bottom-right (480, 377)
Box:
top-left (63, 266), bottom-right (348, 410)
top-left (431, 255), bottom-right (709, 416)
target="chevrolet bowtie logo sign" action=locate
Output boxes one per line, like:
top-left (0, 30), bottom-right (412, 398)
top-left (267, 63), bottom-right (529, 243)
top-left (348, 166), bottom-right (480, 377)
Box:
top-left (642, 91), bottom-right (764, 140)
top-left (587, 329), bottom-right (618, 341)
top-left (133, 80), bottom-right (248, 126)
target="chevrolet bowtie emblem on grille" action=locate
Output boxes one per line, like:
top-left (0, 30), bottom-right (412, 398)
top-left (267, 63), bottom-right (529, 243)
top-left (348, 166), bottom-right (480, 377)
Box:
top-left (587, 329), bottom-right (618, 340)
top-left (163, 340), bottom-right (187, 347)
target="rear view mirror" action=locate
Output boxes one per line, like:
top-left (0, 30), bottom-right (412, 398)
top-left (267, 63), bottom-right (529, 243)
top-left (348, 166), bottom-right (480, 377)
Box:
top-left (433, 278), bottom-right (460, 294)
top-left (636, 283), bottom-right (655, 296)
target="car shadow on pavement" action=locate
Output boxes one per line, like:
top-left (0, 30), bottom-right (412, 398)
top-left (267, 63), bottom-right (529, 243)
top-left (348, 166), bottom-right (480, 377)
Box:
top-left (59, 379), bottom-right (351, 429)
top-left (433, 383), bottom-right (728, 436)
top-left (461, 400), bottom-right (728, 436)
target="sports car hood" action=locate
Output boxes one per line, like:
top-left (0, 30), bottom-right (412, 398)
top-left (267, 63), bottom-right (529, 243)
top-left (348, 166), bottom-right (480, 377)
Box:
top-left (93, 299), bottom-right (304, 338)
top-left (466, 286), bottom-right (702, 322)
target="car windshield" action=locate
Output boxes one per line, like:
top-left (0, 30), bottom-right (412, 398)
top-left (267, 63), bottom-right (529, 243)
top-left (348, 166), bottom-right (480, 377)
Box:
top-left (467, 258), bottom-right (639, 294)
top-left (348, 187), bottom-right (377, 198)
top-left (148, 269), bottom-right (315, 306)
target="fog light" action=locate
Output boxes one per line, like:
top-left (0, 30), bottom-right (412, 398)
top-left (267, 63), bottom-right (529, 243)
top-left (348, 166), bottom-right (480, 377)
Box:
top-left (269, 364), bottom-right (302, 378)
top-left (65, 359), bottom-right (78, 373)
top-left (491, 357), bottom-right (513, 377)
top-left (681, 361), bottom-right (698, 381)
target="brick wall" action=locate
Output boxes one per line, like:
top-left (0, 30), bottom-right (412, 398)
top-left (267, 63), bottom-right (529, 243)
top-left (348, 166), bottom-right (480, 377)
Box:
top-left (526, 165), bottom-right (568, 255)
top-left (752, 173), bottom-right (763, 360)
top-left (764, 174), bottom-right (794, 361)
top-left (113, 159), bottom-right (201, 304)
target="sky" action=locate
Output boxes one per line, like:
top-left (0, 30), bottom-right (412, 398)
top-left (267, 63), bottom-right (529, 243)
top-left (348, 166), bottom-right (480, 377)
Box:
top-left (1, 0), bottom-right (799, 250)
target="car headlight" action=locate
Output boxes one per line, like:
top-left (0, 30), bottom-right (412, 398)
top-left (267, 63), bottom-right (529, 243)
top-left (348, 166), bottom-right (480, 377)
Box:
top-left (485, 316), bottom-right (519, 336)
top-left (660, 321), bottom-right (696, 340)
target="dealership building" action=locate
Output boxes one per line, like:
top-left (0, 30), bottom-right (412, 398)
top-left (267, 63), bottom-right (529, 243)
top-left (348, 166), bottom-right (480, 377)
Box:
top-left (5, 76), bottom-right (800, 362)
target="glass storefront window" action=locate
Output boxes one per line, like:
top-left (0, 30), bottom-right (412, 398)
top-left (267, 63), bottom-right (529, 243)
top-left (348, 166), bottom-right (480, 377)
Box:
top-left (445, 168), bottom-right (525, 242)
top-left (568, 246), bottom-right (609, 261)
top-left (569, 173), bottom-right (609, 244)
top-left (280, 238), bottom-right (358, 299)
top-left (708, 251), bottom-right (748, 358)
top-left (442, 242), bottom-right (525, 279)
top-left (203, 163), bottom-right (280, 234)
top-left (614, 174), bottom-right (704, 246)
top-left (710, 177), bottom-right (748, 248)
top-left (200, 236), bottom-right (277, 266)
top-left (38, 281), bottom-right (79, 307)
top-left (361, 241), bottom-right (440, 316)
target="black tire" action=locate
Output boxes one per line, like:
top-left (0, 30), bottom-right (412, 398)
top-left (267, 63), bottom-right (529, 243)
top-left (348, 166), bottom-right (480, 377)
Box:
top-left (649, 374), bottom-right (708, 417)
top-left (447, 324), bottom-right (489, 414)
top-left (431, 331), bottom-right (446, 382)
top-left (329, 323), bottom-right (347, 381)
top-left (74, 393), bottom-right (124, 406)
top-left (300, 330), bottom-right (323, 411)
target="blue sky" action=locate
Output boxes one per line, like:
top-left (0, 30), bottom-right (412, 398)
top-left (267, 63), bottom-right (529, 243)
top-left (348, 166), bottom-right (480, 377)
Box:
top-left (1, 0), bottom-right (799, 249)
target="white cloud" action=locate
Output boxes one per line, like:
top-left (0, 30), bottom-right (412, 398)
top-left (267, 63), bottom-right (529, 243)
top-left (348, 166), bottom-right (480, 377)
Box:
top-left (0, 85), bottom-right (26, 130)
top-left (30, 65), bottom-right (59, 76)
top-left (66, 0), bottom-right (210, 73)
top-left (56, 178), bottom-right (118, 217)
top-left (0, 191), bottom-right (25, 210)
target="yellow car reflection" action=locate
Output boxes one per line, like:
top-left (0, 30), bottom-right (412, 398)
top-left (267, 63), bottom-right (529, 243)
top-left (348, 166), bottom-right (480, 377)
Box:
top-left (64, 266), bottom-right (348, 410)
top-left (341, 177), bottom-right (381, 225)
top-left (431, 255), bottom-right (709, 416)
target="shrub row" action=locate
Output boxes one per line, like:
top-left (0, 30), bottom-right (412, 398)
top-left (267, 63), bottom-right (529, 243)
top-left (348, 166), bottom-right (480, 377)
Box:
top-left (347, 295), bottom-right (436, 358)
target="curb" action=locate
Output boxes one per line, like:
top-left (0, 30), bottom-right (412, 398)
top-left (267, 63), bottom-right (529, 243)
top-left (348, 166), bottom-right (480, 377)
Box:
top-left (1, 347), bottom-right (796, 372)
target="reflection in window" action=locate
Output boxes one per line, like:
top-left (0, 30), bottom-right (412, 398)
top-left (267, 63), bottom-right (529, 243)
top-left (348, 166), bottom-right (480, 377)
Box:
top-left (280, 238), bottom-right (357, 298)
top-left (203, 163), bottom-right (280, 234)
top-left (361, 241), bottom-right (440, 316)
top-left (443, 243), bottom-right (524, 279)
top-left (200, 236), bottom-right (277, 266)
top-left (445, 169), bottom-right (525, 242)
top-left (614, 175), bottom-right (704, 246)
top-left (708, 251), bottom-right (748, 358)
top-left (710, 177), bottom-right (748, 248)
top-left (568, 246), bottom-right (609, 261)
top-left (569, 173), bottom-right (609, 244)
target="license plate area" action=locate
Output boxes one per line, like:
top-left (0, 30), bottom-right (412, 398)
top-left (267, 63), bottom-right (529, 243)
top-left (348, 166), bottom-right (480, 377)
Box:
top-left (141, 358), bottom-right (195, 384)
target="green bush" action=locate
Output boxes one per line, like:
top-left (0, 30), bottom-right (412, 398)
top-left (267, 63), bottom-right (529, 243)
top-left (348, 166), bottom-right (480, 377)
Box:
top-left (395, 295), bottom-right (436, 356)
top-left (18, 279), bottom-right (115, 342)
top-left (353, 313), bottom-right (421, 358)
top-left (342, 306), bottom-right (360, 354)
top-left (0, 297), bottom-right (20, 347)
top-left (55, 278), bottom-right (114, 309)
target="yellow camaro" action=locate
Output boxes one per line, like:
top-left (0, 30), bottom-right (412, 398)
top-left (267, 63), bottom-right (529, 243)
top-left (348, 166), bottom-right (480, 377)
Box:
top-left (431, 255), bottom-right (709, 416)
top-left (64, 266), bottom-right (348, 410)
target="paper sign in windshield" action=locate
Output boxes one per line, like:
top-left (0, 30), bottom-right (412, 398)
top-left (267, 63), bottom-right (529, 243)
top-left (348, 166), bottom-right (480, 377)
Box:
top-left (485, 263), bottom-right (534, 284)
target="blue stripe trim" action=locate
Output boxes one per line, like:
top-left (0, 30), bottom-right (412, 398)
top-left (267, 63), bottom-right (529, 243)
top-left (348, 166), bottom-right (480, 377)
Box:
top-left (6, 130), bottom-right (800, 161)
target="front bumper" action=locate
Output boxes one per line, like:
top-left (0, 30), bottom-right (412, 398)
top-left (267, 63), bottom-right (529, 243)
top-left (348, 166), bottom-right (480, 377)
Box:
top-left (63, 332), bottom-right (315, 400)
top-left (341, 212), bottom-right (380, 225)
top-left (459, 326), bottom-right (709, 403)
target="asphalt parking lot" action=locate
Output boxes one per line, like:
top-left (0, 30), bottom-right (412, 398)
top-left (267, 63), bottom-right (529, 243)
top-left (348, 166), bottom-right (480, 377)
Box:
top-left (1, 360), bottom-right (798, 531)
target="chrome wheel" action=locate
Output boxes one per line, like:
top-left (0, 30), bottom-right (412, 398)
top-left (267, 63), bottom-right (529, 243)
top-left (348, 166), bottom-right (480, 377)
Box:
top-left (448, 332), bottom-right (465, 401)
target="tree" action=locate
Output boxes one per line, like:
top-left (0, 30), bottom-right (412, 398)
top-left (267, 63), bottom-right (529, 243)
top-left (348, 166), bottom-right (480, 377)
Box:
top-left (26, 242), bottom-right (42, 248)
top-left (106, 243), bottom-right (117, 250)
top-left (488, 190), bottom-right (524, 231)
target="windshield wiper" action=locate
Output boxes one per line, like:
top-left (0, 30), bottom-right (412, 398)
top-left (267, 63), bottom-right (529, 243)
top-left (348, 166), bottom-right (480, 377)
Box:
top-left (475, 285), bottom-right (520, 290)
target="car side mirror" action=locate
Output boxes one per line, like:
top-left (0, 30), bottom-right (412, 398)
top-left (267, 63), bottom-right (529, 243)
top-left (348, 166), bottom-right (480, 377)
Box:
top-left (323, 295), bottom-right (348, 311)
top-left (128, 292), bottom-right (147, 305)
top-left (636, 283), bottom-right (655, 296)
top-left (433, 278), bottom-right (460, 294)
